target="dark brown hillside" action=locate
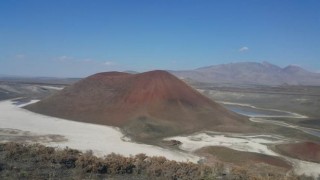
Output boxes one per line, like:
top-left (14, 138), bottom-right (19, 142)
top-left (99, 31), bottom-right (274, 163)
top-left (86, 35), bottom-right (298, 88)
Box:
top-left (25, 70), bottom-right (254, 141)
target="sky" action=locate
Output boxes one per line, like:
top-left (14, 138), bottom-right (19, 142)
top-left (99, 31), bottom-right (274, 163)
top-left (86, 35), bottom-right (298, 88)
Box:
top-left (0, 0), bottom-right (320, 77)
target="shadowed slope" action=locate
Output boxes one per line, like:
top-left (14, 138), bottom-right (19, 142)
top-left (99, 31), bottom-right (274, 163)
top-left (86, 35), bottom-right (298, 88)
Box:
top-left (25, 70), bottom-right (253, 141)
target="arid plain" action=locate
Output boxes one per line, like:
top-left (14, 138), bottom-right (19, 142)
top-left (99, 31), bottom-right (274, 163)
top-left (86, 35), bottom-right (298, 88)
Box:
top-left (1, 71), bottom-right (320, 179)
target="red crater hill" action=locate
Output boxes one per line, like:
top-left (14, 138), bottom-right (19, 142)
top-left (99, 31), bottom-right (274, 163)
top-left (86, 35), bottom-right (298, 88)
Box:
top-left (25, 70), bottom-right (254, 141)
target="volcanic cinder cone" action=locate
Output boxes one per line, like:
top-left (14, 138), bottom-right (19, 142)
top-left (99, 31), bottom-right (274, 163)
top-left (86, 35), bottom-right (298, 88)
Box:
top-left (25, 70), bottom-right (253, 141)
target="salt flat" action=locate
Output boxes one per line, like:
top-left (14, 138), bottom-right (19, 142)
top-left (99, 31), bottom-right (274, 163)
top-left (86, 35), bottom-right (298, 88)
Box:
top-left (1, 99), bottom-right (319, 177)
top-left (165, 133), bottom-right (284, 156)
top-left (166, 132), bottom-right (320, 177)
top-left (40, 85), bottom-right (65, 90)
top-left (0, 99), bottom-right (198, 162)
top-left (218, 101), bottom-right (308, 118)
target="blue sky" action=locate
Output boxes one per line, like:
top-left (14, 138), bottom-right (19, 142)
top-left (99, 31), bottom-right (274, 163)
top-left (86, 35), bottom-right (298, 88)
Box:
top-left (0, 0), bottom-right (320, 77)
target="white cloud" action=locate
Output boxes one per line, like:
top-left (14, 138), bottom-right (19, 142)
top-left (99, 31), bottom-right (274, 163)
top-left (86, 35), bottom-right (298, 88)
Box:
top-left (104, 61), bottom-right (115, 66)
top-left (56, 55), bottom-right (73, 62)
top-left (171, 60), bottom-right (177, 64)
top-left (55, 56), bottom-right (116, 67)
top-left (55, 56), bottom-right (95, 64)
top-left (83, 58), bottom-right (94, 62)
top-left (238, 46), bottom-right (249, 52)
top-left (15, 54), bottom-right (26, 59)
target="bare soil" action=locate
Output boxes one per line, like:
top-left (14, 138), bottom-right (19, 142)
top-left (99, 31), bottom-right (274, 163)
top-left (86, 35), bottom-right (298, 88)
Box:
top-left (274, 142), bottom-right (320, 163)
top-left (196, 146), bottom-right (292, 176)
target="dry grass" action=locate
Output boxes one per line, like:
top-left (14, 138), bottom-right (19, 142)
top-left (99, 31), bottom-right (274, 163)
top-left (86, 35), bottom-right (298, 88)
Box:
top-left (0, 142), bottom-right (317, 180)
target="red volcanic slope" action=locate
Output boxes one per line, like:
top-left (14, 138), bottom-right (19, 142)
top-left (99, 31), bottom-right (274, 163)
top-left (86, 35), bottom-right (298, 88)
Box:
top-left (276, 142), bottom-right (320, 163)
top-left (25, 70), bottom-right (252, 139)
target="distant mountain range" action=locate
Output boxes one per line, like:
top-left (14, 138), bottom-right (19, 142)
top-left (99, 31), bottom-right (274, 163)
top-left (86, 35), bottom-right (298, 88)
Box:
top-left (2, 62), bottom-right (319, 86)
top-left (169, 62), bottom-right (320, 86)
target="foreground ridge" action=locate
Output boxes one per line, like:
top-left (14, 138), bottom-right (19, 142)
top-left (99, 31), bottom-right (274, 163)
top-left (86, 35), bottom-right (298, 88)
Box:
top-left (0, 142), bottom-right (308, 180)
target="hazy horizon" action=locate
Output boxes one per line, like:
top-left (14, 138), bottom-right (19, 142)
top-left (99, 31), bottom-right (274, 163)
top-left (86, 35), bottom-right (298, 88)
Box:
top-left (1, 0), bottom-right (319, 77)
top-left (0, 61), bottom-right (318, 78)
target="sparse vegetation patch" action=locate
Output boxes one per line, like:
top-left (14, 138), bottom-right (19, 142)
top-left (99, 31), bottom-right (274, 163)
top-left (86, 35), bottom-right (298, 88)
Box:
top-left (0, 142), bottom-right (316, 179)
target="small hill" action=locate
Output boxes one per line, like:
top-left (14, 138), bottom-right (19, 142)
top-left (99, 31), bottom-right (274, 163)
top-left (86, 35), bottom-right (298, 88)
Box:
top-left (170, 62), bottom-right (320, 86)
top-left (25, 70), bottom-right (253, 141)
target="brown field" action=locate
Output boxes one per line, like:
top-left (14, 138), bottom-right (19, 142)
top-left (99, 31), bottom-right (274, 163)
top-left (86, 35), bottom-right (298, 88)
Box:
top-left (274, 142), bottom-right (320, 163)
top-left (196, 146), bottom-right (292, 175)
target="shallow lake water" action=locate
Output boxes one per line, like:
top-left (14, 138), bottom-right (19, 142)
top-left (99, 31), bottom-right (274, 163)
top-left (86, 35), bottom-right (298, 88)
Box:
top-left (223, 104), bottom-right (298, 117)
top-left (222, 102), bottom-right (320, 138)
